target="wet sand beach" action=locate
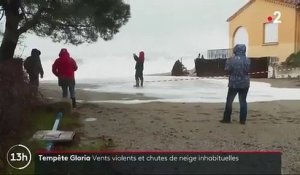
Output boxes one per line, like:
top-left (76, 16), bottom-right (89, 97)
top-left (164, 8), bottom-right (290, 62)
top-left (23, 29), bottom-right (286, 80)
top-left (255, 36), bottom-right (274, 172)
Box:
top-left (40, 78), bottom-right (300, 174)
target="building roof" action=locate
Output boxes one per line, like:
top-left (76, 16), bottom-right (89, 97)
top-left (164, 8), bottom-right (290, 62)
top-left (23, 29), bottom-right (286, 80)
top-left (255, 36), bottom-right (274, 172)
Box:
top-left (277, 0), bottom-right (300, 6)
top-left (270, 0), bottom-right (300, 7)
top-left (227, 0), bottom-right (300, 22)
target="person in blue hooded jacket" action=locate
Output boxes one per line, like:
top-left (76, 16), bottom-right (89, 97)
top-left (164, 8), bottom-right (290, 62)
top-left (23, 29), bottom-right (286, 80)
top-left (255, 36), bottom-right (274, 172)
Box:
top-left (220, 44), bottom-right (251, 125)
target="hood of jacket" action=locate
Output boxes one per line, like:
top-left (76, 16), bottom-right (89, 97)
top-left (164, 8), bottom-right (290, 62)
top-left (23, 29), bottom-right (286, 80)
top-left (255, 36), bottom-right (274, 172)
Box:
top-left (233, 44), bottom-right (246, 57)
top-left (31, 49), bottom-right (41, 57)
top-left (59, 48), bottom-right (70, 59)
top-left (139, 51), bottom-right (145, 62)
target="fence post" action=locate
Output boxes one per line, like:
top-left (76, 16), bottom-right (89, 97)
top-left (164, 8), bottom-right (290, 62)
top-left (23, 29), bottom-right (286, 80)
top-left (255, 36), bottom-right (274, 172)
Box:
top-left (46, 112), bottom-right (63, 151)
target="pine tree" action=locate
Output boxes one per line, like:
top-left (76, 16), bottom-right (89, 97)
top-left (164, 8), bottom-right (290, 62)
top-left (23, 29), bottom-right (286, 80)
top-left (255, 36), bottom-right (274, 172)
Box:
top-left (0, 0), bottom-right (130, 62)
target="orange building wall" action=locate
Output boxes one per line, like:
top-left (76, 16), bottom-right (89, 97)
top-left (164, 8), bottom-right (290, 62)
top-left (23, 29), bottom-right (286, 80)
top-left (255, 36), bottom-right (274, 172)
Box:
top-left (229, 0), bottom-right (297, 62)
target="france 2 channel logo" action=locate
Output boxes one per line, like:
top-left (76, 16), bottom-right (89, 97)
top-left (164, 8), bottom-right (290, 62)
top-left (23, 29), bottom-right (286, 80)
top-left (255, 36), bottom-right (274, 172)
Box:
top-left (267, 11), bottom-right (282, 23)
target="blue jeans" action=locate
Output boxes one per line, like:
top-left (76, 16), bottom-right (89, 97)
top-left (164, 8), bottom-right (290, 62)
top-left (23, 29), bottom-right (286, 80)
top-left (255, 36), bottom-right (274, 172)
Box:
top-left (223, 87), bottom-right (249, 122)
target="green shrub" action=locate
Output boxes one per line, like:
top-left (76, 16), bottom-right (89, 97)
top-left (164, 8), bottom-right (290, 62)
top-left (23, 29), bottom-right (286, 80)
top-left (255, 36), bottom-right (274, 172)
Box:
top-left (285, 51), bottom-right (300, 66)
top-left (0, 59), bottom-right (39, 174)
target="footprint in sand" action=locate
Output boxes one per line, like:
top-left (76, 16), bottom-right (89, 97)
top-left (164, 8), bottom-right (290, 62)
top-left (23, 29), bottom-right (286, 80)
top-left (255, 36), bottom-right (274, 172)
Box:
top-left (251, 115), bottom-right (257, 118)
top-left (242, 142), bottom-right (255, 147)
top-left (182, 136), bottom-right (190, 139)
top-left (198, 119), bottom-right (211, 122)
top-left (109, 118), bottom-right (117, 122)
top-left (278, 111), bottom-right (291, 114)
top-left (198, 112), bottom-right (211, 116)
top-left (173, 117), bottom-right (183, 120)
top-left (153, 116), bottom-right (162, 121)
top-left (273, 118), bottom-right (281, 121)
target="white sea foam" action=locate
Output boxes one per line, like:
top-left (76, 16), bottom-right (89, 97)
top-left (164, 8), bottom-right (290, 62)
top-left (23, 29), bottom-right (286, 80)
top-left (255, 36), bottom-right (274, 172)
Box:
top-left (79, 76), bottom-right (300, 103)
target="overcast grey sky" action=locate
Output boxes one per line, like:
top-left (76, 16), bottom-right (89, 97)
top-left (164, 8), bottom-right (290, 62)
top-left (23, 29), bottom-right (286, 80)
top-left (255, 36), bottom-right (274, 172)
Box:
top-left (2, 0), bottom-right (249, 79)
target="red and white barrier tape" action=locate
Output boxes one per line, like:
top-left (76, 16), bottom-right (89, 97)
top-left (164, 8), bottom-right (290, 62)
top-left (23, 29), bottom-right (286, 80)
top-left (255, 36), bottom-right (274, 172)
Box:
top-left (145, 71), bottom-right (269, 83)
top-left (250, 71), bottom-right (269, 75)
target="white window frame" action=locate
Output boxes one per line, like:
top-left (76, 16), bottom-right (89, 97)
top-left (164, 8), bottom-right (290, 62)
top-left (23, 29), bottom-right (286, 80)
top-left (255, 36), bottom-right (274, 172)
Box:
top-left (264, 23), bottom-right (279, 44)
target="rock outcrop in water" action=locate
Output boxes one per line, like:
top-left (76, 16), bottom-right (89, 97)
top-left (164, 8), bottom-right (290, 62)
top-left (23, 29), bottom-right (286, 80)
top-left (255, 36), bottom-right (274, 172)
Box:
top-left (171, 60), bottom-right (189, 76)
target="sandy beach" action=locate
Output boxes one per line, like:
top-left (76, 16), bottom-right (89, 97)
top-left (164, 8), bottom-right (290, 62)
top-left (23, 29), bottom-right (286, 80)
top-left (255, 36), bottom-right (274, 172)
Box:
top-left (40, 78), bottom-right (300, 174)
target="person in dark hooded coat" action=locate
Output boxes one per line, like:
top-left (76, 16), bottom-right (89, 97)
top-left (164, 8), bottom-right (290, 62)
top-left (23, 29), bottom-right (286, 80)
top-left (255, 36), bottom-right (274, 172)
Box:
top-left (52, 48), bottom-right (78, 108)
top-left (220, 44), bottom-right (251, 125)
top-left (133, 51), bottom-right (145, 87)
top-left (24, 49), bottom-right (44, 88)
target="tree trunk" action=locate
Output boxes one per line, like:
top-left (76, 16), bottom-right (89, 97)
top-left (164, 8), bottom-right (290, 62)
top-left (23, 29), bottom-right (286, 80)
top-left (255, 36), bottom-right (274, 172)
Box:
top-left (0, 31), bottom-right (19, 62)
top-left (0, 1), bottom-right (21, 63)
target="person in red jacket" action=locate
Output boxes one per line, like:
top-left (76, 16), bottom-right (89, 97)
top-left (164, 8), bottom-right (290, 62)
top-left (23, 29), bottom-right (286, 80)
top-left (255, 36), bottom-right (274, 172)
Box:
top-left (52, 48), bottom-right (78, 108)
top-left (133, 51), bottom-right (144, 87)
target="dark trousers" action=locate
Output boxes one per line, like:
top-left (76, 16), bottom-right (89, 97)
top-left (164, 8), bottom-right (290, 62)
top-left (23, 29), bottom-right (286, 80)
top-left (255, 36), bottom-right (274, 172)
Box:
top-left (29, 75), bottom-right (39, 94)
top-left (61, 84), bottom-right (76, 108)
top-left (135, 71), bottom-right (143, 86)
top-left (29, 75), bottom-right (39, 87)
top-left (61, 84), bottom-right (75, 98)
top-left (59, 79), bottom-right (76, 107)
top-left (223, 87), bottom-right (249, 122)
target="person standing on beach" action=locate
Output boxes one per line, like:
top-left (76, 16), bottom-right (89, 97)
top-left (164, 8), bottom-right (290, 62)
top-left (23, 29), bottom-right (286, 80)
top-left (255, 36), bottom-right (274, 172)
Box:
top-left (133, 51), bottom-right (145, 87)
top-left (220, 44), bottom-right (250, 125)
top-left (52, 48), bottom-right (78, 108)
top-left (24, 48), bottom-right (44, 92)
